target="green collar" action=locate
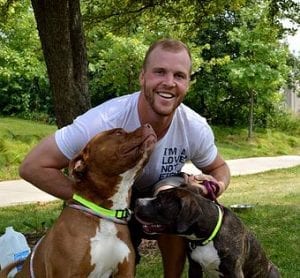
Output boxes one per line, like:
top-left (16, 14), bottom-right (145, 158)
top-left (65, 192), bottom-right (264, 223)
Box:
top-left (72, 194), bottom-right (132, 223)
top-left (189, 204), bottom-right (223, 248)
top-left (202, 205), bottom-right (223, 245)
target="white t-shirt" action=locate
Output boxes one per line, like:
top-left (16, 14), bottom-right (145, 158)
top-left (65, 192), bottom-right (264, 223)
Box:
top-left (55, 91), bottom-right (217, 194)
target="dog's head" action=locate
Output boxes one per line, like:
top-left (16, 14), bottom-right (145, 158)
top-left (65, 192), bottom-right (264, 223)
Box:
top-left (69, 124), bottom-right (157, 185)
top-left (134, 185), bottom-right (210, 235)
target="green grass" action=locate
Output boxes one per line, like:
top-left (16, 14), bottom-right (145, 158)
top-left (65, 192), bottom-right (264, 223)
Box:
top-left (0, 167), bottom-right (299, 277)
top-left (218, 166), bottom-right (300, 278)
top-left (0, 117), bottom-right (57, 180)
top-left (213, 126), bottom-right (300, 159)
top-left (0, 116), bottom-right (300, 180)
top-left (0, 117), bottom-right (299, 276)
top-left (0, 201), bottom-right (63, 235)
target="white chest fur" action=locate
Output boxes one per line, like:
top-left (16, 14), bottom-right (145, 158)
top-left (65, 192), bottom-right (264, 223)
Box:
top-left (88, 157), bottom-right (147, 277)
top-left (109, 169), bottom-right (136, 209)
top-left (88, 221), bottom-right (130, 278)
top-left (190, 241), bottom-right (222, 277)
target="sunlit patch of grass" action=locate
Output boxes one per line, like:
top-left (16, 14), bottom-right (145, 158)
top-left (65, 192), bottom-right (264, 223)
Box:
top-left (0, 167), bottom-right (299, 277)
top-left (218, 166), bottom-right (300, 278)
top-left (0, 201), bottom-right (63, 234)
top-left (220, 166), bottom-right (300, 206)
top-left (213, 126), bottom-right (300, 159)
top-left (0, 117), bottom-right (56, 180)
top-left (0, 117), bottom-right (57, 137)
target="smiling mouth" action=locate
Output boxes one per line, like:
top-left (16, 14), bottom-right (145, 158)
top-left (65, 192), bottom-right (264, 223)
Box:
top-left (157, 91), bottom-right (174, 99)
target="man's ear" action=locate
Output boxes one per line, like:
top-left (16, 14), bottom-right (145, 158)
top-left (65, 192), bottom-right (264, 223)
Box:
top-left (69, 154), bottom-right (87, 181)
top-left (139, 70), bottom-right (145, 86)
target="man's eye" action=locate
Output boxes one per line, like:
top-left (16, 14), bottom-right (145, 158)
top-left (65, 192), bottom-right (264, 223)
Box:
top-left (154, 69), bottom-right (164, 75)
top-left (175, 73), bottom-right (185, 80)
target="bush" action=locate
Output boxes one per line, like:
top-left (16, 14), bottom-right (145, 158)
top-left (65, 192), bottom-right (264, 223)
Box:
top-left (266, 110), bottom-right (300, 136)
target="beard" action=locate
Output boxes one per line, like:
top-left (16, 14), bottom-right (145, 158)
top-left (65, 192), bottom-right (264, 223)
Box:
top-left (142, 83), bottom-right (181, 117)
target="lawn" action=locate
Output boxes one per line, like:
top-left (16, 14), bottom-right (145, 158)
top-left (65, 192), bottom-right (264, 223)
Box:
top-left (1, 166), bottom-right (299, 277)
top-left (0, 116), bottom-right (299, 276)
top-left (0, 117), bottom-right (56, 180)
top-left (0, 116), bottom-right (300, 180)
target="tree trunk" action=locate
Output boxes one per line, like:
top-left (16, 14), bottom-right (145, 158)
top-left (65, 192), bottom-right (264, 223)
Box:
top-left (247, 90), bottom-right (254, 140)
top-left (31, 0), bottom-right (91, 128)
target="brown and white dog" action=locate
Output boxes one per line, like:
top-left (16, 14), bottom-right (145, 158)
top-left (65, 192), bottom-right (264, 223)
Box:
top-left (134, 182), bottom-right (281, 278)
top-left (0, 124), bottom-right (156, 278)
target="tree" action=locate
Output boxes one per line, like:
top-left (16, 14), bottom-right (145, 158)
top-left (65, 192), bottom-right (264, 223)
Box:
top-left (29, 0), bottom-right (244, 127)
top-left (227, 1), bottom-right (289, 139)
top-left (31, 0), bottom-right (90, 128)
top-left (186, 8), bottom-right (242, 125)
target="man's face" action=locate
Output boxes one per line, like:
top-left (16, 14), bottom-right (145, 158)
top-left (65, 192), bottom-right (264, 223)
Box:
top-left (139, 47), bottom-right (191, 116)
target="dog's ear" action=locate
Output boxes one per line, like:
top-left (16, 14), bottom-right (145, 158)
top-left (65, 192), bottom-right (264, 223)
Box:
top-left (176, 195), bottom-right (200, 233)
top-left (69, 154), bottom-right (87, 181)
top-left (185, 184), bottom-right (207, 197)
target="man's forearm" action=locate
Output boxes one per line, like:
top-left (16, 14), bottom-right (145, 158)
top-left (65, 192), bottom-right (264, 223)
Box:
top-left (211, 162), bottom-right (230, 184)
top-left (21, 167), bottom-right (74, 200)
top-left (208, 162), bottom-right (231, 195)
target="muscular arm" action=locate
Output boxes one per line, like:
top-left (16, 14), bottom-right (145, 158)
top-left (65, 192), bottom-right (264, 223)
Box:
top-left (185, 153), bottom-right (230, 197)
top-left (19, 134), bottom-right (74, 200)
top-left (201, 152), bottom-right (231, 196)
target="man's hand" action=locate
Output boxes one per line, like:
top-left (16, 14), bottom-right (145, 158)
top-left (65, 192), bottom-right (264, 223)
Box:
top-left (183, 173), bottom-right (225, 199)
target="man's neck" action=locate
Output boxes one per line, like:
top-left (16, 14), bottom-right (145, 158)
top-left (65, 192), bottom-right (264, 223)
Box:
top-left (138, 93), bottom-right (174, 140)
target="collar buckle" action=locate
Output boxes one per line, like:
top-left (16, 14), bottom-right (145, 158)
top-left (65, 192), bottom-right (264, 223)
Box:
top-left (115, 208), bottom-right (132, 219)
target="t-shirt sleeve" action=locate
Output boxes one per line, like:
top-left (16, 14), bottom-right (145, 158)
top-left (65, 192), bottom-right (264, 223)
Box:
top-left (55, 107), bottom-right (108, 159)
top-left (54, 93), bottom-right (139, 160)
top-left (190, 123), bottom-right (218, 169)
top-left (55, 119), bottom-right (90, 160)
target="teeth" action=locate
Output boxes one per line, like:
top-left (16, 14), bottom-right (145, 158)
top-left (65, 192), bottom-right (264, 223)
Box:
top-left (158, 92), bottom-right (173, 99)
top-left (142, 223), bottom-right (166, 235)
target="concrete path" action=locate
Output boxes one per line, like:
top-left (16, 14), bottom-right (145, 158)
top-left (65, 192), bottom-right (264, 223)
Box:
top-left (1, 155), bottom-right (299, 207)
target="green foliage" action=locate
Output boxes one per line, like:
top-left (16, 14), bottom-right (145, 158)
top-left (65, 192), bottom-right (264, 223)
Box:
top-left (188, 0), bottom-right (297, 131)
top-left (0, 0), bottom-right (53, 120)
top-left (83, 0), bottom-right (245, 40)
top-left (227, 2), bottom-right (289, 92)
top-left (226, 1), bottom-right (290, 133)
top-left (0, 0), bottom-right (299, 129)
top-left (188, 7), bottom-right (250, 126)
top-left (266, 109), bottom-right (300, 134)
top-left (88, 34), bottom-right (148, 104)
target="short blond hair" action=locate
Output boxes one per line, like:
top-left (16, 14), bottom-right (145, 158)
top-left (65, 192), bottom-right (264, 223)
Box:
top-left (143, 38), bottom-right (192, 73)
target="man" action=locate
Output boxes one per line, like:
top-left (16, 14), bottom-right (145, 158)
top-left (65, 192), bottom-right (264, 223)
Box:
top-left (19, 38), bottom-right (230, 277)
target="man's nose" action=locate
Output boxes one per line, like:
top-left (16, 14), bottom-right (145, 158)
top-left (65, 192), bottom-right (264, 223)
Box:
top-left (162, 73), bottom-right (176, 88)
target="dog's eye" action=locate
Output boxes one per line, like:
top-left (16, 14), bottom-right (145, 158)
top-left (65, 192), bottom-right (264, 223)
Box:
top-left (115, 129), bottom-right (125, 136)
top-left (156, 201), bottom-right (163, 212)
